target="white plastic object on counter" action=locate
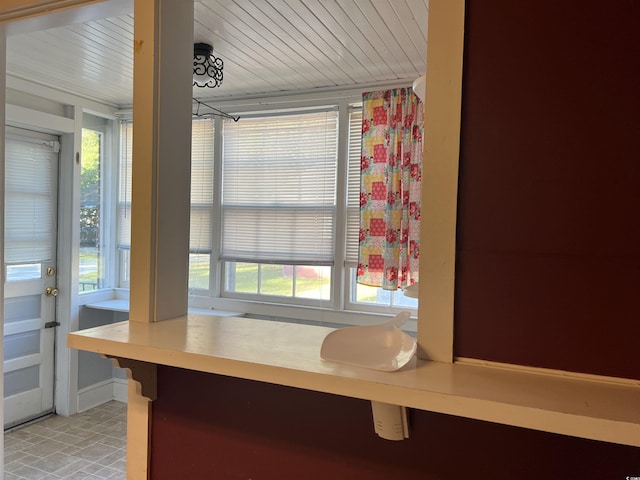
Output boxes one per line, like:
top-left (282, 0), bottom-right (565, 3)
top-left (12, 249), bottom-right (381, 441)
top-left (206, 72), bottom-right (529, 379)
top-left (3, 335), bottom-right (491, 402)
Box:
top-left (320, 311), bottom-right (416, 372)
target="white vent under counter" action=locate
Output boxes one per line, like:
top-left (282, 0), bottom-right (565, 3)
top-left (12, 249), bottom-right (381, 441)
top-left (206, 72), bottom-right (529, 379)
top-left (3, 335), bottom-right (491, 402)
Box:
top-left (84, 299), bottom-right (244, 317)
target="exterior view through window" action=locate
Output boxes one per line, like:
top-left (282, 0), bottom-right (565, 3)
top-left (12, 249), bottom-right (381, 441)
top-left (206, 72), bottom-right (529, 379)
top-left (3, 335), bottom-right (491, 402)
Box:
top-left (80, 127), bottom-right (103, 291)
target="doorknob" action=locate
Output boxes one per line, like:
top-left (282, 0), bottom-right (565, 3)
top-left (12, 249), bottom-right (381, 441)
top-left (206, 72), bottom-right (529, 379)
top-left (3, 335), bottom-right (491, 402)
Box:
top-left (45, 287), bottom-right (59, 297)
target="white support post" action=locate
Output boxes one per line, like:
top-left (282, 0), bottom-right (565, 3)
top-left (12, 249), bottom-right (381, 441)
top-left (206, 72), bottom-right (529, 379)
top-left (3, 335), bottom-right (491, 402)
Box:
top-left (127, 0), bottom-right (193, 478)
top-left (130, 0), bottom-right (194, 324)
top-left (0, 22), bottom-right (7, 478)
top-left (109, 358), bottom-right (157, 480)
top-left (417, 0), bottom-right (465, 363)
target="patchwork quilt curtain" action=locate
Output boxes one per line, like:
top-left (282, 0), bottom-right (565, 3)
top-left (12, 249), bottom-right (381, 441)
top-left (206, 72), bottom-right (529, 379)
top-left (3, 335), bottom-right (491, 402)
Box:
top-left (357, 88), bottom-right (423, 290)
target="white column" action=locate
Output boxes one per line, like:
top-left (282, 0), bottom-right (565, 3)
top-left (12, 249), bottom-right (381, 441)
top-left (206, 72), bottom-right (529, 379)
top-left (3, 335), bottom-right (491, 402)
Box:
top-left (417, 0), bottom-right (465, 362)
top-left (0, 22), bottom-right (7, 477)
top-left (127, 1), bottom-right (193, 478)
top-left (130, 0), bottom-right (194, 323)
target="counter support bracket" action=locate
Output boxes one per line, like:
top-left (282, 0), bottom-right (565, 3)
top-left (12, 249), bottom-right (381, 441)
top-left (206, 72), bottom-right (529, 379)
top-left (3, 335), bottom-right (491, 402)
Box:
top-left (108, 356), bottom-right (156, 480)
top-left (108, 356), bottom-right (157, 401)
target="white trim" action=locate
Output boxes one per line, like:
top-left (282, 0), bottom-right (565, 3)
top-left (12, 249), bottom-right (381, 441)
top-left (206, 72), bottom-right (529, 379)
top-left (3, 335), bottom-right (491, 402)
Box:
top-left (0, 23), bottom-right (5, 464)
top-left (76, 378), bottom-right (115, 413)
top-left (5, 0), bottom-right (131, 35)
top-left (113, 377), bottom-right (129, 403)
top-left (332, 101), bottom-right (349, 310)
top-left (455, 357), bottom-right (640, 387)
top-left (115, 80), bottom-right (417, 118)
top-left (0, 0), bottom-right (109, 24)
top-left (75, 377), bottom-right (128, 414)
top-left (416, 0), bottom-right (465, 362)
top-left (6, 76), bottom-right (119, 114)
top-left (6, 104), bottom-right (75, 134)
top-left (200, 80), bottom-right (417, 112)
top-left (78, 287), bottom-right (119, 305)
top-left (55, 124), bottom-right (82, 418)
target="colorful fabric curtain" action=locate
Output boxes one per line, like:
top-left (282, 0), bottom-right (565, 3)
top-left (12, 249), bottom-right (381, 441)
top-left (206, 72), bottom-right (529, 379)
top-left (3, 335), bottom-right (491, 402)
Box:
top-left (357, 88), bottom-right (423, 290)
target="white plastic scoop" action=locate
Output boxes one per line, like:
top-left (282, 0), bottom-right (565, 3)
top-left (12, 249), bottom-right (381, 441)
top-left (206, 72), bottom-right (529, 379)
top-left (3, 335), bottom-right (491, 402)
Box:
top-left (320, 311), bottom-right (417, 372)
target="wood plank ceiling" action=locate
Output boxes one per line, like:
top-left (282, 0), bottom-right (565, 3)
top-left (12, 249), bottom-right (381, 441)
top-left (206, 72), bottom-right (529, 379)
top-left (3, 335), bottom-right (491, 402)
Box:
top-left (6, 0), bottom-right (428, 107)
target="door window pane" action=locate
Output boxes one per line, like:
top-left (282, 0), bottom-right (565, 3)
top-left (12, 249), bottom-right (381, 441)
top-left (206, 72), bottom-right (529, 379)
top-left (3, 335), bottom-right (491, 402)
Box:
top-left (4, 331), bottom-right (41, 361)
top-left (5, 133), bottom-right (57, 266)
top-left (4, 366), bottom-right (40, 397)
top-left (4, 295), bottom-right (41, 324)
top-left (6, 263), bottom-right (42, 282)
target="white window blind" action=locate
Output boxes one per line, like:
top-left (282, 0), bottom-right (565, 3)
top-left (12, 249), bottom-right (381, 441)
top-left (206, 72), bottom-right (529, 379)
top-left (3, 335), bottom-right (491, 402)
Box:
top-left (117, 119), bottom-right (215, 253)
top-left (189, 119), bottom-right (215, 253)
top-left (221, 110), bottom-right (338, 265)
top-left (345, 107), bottom-right (363, 267)
top-left (5, 134), bottom-right (58, 264)
top-left (117, 121), bottom-right (132, 250)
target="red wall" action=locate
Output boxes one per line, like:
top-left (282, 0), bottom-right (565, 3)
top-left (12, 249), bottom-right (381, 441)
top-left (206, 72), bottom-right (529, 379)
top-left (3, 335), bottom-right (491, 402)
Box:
top-left (455, 0), bottom-right (640, 378)
top-left (151, 367), bottom-right (640, 480)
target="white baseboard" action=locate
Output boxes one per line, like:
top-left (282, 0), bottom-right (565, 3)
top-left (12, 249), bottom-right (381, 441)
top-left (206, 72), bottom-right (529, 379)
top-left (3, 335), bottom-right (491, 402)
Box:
top-left (113, 378), bottom-right (128, 403)
top-left (77, 379), bottom-right (128, 412)
top-left (77, 380), bottom-right (114, 412)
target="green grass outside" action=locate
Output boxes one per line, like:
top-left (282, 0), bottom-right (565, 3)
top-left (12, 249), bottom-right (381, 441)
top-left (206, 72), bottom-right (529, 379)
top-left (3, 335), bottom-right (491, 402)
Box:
top-left (79, 249), bottom-right (99, 287)
top-left (80, 250), bottom-right (380, 304)
top-left (233, 263), bottom-right (331, 299)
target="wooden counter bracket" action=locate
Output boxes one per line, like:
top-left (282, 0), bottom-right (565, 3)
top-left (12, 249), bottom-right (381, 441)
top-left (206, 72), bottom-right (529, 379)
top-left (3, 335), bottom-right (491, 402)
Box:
top-left (108, 357), bottom-right (157, 402)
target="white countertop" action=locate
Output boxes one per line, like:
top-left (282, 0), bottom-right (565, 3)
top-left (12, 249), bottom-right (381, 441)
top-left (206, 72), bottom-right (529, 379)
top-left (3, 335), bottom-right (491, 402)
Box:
top-left (67, 314), bottom-right (640, 447)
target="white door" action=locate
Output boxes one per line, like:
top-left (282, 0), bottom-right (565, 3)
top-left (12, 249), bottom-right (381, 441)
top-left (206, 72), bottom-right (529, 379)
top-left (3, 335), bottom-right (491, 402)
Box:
top-left (4, 127), bottom-right (59, 428)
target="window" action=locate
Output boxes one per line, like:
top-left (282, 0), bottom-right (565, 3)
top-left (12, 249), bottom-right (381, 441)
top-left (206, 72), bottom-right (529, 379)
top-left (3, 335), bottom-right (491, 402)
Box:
top-left (225, 263), bottom-right (332, 301)
top-left (116, 100), bottom-right (418, 320)
top-left (221, 110), bottom-right (338, 303)
top-left (117, 122), bottom-right (132, 288)
top-left (78, 113), bottom-right (115, 293)
top-left (118, 118), bottom-right (215, 290)
top-left (350, 270), bottom-right (418, 308)
top-left (80, 125), bottom-right (104, 291)
top-left (189, 119), bottom-right (215, 290)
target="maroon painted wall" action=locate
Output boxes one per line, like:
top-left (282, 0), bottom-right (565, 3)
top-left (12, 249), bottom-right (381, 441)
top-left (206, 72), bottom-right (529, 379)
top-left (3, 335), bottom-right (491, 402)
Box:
top-left (151, 367), bottom-right (640, 480)
top-left (455, 0), bottom-right (640, 378)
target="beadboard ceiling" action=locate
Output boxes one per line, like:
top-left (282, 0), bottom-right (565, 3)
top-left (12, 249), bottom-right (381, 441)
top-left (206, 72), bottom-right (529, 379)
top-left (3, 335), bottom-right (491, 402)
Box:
top-left (5, 0), bottom-right (428, 108)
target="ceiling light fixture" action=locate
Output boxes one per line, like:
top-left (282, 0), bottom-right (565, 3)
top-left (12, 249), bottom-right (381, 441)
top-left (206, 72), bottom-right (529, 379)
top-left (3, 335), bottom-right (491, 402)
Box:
top-left (193, 42), bottom-right (223, 88)
top-left (412, 75), bottom-right (425, 102)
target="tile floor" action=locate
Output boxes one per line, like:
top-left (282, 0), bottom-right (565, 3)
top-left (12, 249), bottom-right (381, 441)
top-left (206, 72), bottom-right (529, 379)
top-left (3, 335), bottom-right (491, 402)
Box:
top-left (4, 401), bottom-right (126, 479)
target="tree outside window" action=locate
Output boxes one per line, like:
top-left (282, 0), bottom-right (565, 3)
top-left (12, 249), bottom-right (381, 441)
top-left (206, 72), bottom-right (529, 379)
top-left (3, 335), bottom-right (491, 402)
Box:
top-left (80, 128), bottom-right (103, 291)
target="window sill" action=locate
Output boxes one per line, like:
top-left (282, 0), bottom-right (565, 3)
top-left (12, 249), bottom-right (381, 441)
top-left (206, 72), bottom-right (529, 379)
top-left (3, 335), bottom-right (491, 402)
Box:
top-left (192, 295), bottom-right (418, 331)
top-left (67, 314), bottom-right (639, 447)
top-left (84, 298), bottom-right (243, 317)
